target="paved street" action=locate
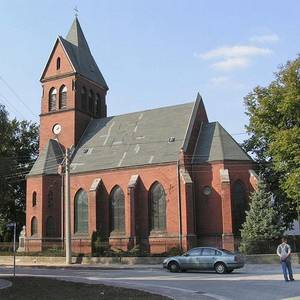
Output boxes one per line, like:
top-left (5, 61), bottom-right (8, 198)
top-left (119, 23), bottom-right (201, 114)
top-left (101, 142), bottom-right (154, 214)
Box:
top-left (1, 264), bottom-right (300, 300)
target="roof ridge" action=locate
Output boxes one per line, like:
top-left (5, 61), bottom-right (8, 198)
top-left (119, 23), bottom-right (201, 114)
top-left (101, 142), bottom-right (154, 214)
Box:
top-left (103, 101), bottom-right (195, 119)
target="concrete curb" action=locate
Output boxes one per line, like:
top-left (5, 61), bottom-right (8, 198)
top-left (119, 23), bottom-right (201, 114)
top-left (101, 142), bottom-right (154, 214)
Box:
top-left (0, 256), bottom-right (165, 266)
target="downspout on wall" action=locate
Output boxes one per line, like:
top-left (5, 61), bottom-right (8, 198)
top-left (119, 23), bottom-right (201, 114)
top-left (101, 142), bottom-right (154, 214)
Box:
top-left (177, 151), bottom-right (184, 251)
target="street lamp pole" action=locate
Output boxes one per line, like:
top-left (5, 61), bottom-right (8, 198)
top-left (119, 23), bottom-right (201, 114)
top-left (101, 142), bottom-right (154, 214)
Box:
top-left (65, 148), bottom-right (72, 264)
top-left (13, 222), bottom-right (16, 278)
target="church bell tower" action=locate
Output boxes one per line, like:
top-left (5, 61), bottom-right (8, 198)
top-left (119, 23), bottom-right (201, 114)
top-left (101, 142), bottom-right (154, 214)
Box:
top-left (39, 17), bottom-right (108, 151)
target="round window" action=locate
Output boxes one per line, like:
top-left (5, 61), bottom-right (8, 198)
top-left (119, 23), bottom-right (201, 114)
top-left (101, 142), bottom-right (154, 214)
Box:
top-left (203, 186), bottom-right (212, 196)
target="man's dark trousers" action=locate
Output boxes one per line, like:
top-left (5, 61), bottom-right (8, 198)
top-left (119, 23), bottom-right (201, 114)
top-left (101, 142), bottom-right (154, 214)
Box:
top-left (281, 260), bottom-right (294, 281)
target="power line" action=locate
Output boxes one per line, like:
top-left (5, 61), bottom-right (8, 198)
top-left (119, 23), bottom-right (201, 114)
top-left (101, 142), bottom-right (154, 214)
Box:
top-left (0, 75), bottom-right (36, 118)
top-left (0, 93), bottom-right (27, 120)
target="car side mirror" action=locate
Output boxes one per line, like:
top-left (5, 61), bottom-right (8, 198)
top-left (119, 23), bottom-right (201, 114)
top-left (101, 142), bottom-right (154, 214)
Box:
top-left (183, 253), bottom-right (189, 257)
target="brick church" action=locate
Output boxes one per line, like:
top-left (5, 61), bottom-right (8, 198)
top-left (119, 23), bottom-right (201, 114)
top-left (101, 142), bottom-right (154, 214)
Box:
top-left (25, 17), bottom-right (257, 254)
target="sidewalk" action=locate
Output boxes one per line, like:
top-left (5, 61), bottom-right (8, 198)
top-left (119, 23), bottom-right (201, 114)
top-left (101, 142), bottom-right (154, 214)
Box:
top-left (0, 263), bottom-right (162, 270)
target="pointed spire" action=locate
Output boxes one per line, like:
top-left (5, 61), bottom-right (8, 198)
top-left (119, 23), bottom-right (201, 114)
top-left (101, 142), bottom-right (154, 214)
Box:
top-left (66, 17), bottom-right (89, 49)
top-left (196, 92), bottom-right (203, 102)
top-left (59, 17), bottom-right (108, 89)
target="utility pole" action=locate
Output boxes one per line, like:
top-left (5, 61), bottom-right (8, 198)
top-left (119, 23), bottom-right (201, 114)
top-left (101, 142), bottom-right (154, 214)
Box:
top-left (65, 148), bottom-right (72, 264)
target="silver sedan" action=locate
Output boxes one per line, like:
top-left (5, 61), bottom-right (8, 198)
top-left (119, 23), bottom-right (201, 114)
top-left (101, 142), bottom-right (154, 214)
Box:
top-left (163, 247), bottom-right (244, 274)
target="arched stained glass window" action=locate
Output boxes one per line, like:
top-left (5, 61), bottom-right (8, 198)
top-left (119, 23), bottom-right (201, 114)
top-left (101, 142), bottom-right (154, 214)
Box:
top-left (74, 189), bottom-right (88, 234)
top-left (88, 90), bottom-right (94, 115)
top-left (232, 180), bottom-right (247, 235)
top-left (81, 87), bottom-right (87, 111)
top-left (31, 217), bottom-right (38, 236)
top-left (45, 216), bottom-right (55, 237)
top-left (49, 88), bottom-right (57, 111)
top-left (109, 186), bottom-right (125, 233)
top-left (149, 182), bottom-right (166, 232)
top-left (32, 191), bottom-right (37, 207)
top-left (59, 85), bottom-right (67, 109)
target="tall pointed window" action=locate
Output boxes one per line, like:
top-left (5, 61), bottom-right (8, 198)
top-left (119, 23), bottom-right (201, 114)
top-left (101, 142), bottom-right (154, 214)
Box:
top-left (32, 191), bottom-right (37, 207)
top-left (89, 90), bottom-right (94, 115)
top-left (81, 87), bottom-right (87, 111)
top-left (232, 180), bottom-right (247, 235)
top-left (47, 191), bottom-right (54, 208)
top-left (31, 217), bottom-right (38, 236)
top-left (95, 94), bottom-right (101, 117)
top-left (149, 182), bottom-right (166, 232)
top-left (74, 189), bottom-right (88, 234)
top-left (109, 186), bottom-right (125, 234)
top-left (56, 57), bottom-right (61, 70)
top-left (45, 216), bottom-right (55, 237)
top-left (59, 85), bottom-right (67, 109)
top-left (49, 88), bottom-right (57, 111)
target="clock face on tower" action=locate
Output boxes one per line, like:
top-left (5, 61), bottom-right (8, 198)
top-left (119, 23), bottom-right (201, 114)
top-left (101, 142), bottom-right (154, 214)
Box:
top-left (52, 123), bottom-right (62, 135)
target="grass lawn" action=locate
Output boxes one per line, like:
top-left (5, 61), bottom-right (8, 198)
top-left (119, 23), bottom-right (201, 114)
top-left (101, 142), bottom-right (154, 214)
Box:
top-left (0, 277), bottom-right (169, 300)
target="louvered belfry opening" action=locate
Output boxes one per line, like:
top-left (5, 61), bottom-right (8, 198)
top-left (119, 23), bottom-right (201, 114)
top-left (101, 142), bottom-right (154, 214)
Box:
top-left (49, 88), bottom-right (57, 111)
top-left (59, 85), bottom-right (67, 109)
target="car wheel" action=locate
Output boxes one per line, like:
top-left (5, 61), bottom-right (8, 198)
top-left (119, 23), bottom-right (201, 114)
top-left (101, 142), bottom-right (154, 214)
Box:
top-left (168, 261), bottom-right (180, 273)
top-left (214, 262), bottom-right (227, 274)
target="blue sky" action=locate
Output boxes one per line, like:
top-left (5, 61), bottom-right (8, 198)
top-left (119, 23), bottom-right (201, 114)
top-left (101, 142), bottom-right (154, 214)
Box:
top-left (0, 0), bottom-right (299, 142)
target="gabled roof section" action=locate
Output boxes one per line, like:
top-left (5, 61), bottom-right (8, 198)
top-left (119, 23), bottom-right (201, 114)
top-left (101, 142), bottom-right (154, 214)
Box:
top-left (182, 93), bottom-right (208, 152)
top-left (192, 122), bottom-right (252, 163)
top-left (60, 17), bottom-right (108, 89)
top-left (28, 139), bottom-right (64, 176)
top-left (70, 102), bottom-right (194, 174)
top-left (40, 38), bottom-right (75, 81)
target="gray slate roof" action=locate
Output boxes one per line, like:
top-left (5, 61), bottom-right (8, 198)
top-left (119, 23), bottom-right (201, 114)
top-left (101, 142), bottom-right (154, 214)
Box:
top-left (59, 17), bottom-right (108, 89)
top-left (70, 102), bottom-right (195, 174)
top-left (192, 122), bottom-right (251, 163)
top-left (28, 139), bottom-right (64, 176)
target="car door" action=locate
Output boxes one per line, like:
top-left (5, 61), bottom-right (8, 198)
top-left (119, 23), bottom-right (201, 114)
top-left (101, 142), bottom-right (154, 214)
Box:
top-left (181, 248), bottom-right (203, 270)
top-left (199, 248), bottom-right (218, 270)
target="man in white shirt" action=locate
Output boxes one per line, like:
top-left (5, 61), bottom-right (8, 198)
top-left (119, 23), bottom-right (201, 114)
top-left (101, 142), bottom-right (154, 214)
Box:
top-left (276, 237), bottom-right (294, 282)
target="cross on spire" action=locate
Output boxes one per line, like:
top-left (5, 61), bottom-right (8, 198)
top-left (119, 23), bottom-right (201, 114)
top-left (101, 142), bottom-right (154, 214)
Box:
top-left (74, 6), bottom-right (79, 17)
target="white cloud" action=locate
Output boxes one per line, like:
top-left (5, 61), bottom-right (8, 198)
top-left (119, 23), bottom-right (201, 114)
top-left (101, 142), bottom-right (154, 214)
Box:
top-left (209, 76), bottom-right (245, 89)
top-left (212, 57), bottom-right (249, 71)
top-left (195, 44), bottom-right (272, 72)
top-left (249, 33), bottom-right (280, 43)
top-left (199, 45), bottom-right (272, 60)
top-left (210, 76), bottom-right (230, 85)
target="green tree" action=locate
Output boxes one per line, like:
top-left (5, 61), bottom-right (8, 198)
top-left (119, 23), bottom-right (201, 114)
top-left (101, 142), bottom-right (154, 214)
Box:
top-left (240, 179), bottom-right (285, 254)
top-left (0, 104), bottom-right (39, 239)
top-left (243, 55), bottom-right (300, 225)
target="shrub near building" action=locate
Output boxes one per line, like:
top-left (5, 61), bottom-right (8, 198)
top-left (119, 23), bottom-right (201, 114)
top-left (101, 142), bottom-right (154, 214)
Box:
top-left (240, 179), bottom-right (285, 254)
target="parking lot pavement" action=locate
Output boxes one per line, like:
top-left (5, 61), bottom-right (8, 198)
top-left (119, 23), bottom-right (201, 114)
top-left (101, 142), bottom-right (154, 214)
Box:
top-left (1, 264), bottom-right (300, 300)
